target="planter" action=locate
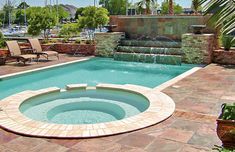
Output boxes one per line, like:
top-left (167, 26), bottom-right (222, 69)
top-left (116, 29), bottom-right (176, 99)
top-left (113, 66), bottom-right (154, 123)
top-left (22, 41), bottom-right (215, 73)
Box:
top-left (213, 49), bottom-right (235, 65)
top-left (53, 43), bottom-right (96, 55)
top-left (41, 44), bottom-right (56, 51)
top-left (217, 119), bottom-right (235, 148)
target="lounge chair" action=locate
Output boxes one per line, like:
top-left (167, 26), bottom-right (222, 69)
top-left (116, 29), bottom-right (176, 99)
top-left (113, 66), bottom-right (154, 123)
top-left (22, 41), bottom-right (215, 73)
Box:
top-left (6, 41), bottom-right (37, 65)
top-left (28, 38), bottom-right (59, 60)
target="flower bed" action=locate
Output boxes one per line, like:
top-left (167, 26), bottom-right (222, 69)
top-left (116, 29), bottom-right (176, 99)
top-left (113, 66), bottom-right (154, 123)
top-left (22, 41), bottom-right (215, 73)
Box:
top-left (213, 49), bottom-right (235, 65)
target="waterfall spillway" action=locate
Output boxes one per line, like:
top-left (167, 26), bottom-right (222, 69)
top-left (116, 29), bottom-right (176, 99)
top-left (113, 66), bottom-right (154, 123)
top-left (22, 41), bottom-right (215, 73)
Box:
top-left (114, 39), bottom-right (183, 65)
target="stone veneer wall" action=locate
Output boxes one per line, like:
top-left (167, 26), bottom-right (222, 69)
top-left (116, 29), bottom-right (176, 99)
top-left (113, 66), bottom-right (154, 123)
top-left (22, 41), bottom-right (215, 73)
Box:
top-left (182, 33), bottom-right (214, 64)
top-left (95, 32), bottom-right (125, 57)
top-left (110, 15), bottom-right (215, 40)
top-left (213, 49), bottom-right (235, 65)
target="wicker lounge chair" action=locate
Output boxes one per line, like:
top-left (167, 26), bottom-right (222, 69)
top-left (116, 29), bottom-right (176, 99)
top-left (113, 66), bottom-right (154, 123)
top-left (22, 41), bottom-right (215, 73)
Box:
top-left (28, 38), bottom-right (59, 60)
top-left (6, 41), bottom-right (37, 65)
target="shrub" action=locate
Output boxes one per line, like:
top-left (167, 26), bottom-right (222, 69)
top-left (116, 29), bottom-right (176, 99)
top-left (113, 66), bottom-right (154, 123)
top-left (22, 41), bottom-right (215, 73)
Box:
top-left (219, 103), bottom-right (235, 120)
top-left (59, 23), bottom-right (80, 38)
top-left (213, 145), bottom-right (235, 152)
top-left (75, 39), bottom-right (81, 44)
top-left (0, 31), bottom-right (6, 48)
top-left (49, 39), bottom-right (58, 44)
top-left (85, 40), bottom-right (95, 45)
top-left (41, 39), bottom-right (49, 44)
top-left (62, 37), bottom-right (69, 43)
top-left (222, 35), bottom-right (235, 51)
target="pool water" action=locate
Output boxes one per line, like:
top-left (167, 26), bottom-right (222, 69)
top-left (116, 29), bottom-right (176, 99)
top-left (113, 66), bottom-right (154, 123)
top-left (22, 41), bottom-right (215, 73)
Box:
top-left (20, 89), bottom-right (149, 124)
top-left (0, 58), bottom-right (196, 99)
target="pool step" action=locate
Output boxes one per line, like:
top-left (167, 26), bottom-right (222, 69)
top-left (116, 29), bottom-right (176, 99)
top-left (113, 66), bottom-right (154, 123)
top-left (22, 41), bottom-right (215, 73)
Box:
top-left (117, 46), bottom-right (182, 55)
top-left (114, 52), bottom-right (182, 65)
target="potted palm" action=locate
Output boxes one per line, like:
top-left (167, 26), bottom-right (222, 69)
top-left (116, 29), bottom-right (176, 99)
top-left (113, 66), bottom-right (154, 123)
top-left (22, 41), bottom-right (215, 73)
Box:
top-left (217, 103), bottom-right (235, 148)
top-left (221, 35), bottom-right (234, 51)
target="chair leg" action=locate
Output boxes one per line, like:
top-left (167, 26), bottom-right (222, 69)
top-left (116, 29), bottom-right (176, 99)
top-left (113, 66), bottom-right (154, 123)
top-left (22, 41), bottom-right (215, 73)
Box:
top-left (23, 59), bottom-right (26, 65)
top-left (37, 55), bottom-right (40, 63)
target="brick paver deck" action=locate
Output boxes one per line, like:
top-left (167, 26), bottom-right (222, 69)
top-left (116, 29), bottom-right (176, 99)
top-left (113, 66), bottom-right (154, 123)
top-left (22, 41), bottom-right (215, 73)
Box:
top-left (0, 57), bottom-right (232, 151)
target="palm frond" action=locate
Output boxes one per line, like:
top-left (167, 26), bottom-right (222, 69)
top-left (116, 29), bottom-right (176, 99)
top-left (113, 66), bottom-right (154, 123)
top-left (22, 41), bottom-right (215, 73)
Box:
top-left (201, 0), bottom-right (235, 36)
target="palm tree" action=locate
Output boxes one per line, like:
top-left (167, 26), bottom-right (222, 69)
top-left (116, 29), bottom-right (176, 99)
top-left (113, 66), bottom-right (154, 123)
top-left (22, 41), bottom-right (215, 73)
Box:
top-left (201, 0), bottom-right (235, 42)
top-left (169, 0), bottom-right (174, 15)
top-left (137, 0), bottom-right (155, 14)
top-left (192, 0), bottom-right (201, 14)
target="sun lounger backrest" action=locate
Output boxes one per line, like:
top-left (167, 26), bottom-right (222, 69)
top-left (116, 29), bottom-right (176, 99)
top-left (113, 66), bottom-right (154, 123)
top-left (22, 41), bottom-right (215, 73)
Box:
top-left (29, 39), bottom-right (43, 53)
top-left (6, 41), bottom-right (22, 56)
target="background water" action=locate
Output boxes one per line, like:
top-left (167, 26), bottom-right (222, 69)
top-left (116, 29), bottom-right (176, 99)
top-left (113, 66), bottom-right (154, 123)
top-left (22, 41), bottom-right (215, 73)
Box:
top-left (0, 58), bottom-right (196, 99)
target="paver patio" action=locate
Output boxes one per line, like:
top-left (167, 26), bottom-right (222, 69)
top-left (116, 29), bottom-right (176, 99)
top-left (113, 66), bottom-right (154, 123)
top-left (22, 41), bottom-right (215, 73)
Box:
top-left (0, 57), bottom-right (233, 152)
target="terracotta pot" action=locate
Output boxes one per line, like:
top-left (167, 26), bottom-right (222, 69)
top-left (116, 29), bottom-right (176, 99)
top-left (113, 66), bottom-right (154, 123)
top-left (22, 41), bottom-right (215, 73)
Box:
top-left (217, 119), bottom-right (235, 148)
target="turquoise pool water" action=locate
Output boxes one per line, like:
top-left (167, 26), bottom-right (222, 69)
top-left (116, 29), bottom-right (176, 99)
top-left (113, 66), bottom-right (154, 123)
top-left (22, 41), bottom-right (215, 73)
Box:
top-left (0, 58), bottom-right (196, 100)
top-left (20, 89), bottom-right (149, 124)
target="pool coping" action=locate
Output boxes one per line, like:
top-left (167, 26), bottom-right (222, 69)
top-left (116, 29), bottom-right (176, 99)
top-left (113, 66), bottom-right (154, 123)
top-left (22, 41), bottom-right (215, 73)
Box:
top-left (153, 67), bottom-right (202, 91)
top-left (0, 57), bottom-right (93, 80)
top-left (0, 84), bottom-right (175, 138)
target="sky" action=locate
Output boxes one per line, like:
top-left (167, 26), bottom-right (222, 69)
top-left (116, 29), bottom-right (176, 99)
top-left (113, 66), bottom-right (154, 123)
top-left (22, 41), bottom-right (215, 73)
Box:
top-left (0, 0), bottom-right (192, 8)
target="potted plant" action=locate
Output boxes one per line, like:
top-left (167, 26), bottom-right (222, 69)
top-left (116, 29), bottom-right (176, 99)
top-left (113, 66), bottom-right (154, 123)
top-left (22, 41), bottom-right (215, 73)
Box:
top-left (217, 103), bottom-right (235, 149)
top-left (213, 145), bottom-right (235, 152)
top-left (222, 35), bottom-right (234, 51)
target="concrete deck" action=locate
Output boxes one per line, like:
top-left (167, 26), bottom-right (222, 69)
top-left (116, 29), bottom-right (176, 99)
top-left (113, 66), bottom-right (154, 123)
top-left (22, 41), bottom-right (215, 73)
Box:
top-left (0, 57), bottom-right (232, 151)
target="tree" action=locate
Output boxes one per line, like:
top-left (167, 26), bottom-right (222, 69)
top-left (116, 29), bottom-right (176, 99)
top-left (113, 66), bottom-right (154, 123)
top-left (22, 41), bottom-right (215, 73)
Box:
top-left (99, 0), bottom-right (129, 15)
top-left (75, 7), bottom-right (85, 19)
top-left (15, 9), bottom-right (25, 25)
top-left (78, 6), bottom-right (109, 39)
top-left (50, 5), bottom-right (69, 22)
top-left (201, 0), bottom-right (235, 42)
top-left (0, 13), bottom-right (3, 27)
top-left (191, 0), bottom-right (201, 14)
top-left (2, 3), bottom-right (16, 25)
top-left (137, 0), bottom-right (155, 14)
top-left (78, 6), bottom-right (109, 30)
top-left (161, 0), bottom-right (183, 14)
top-left (95, 7), bottom-right (109, 31)
top-left (17, 2), bottom-right (30, 9)
top-left (169, 0), bottom-right (173, 14)
top-left (28, 7), bottom-right (57, 38)
top-left (26, 7), bottom-right (42, 20)
top-left (59, 23), bottom-right (80, 38)
top-left (0, 31), bottom-right (5, 48)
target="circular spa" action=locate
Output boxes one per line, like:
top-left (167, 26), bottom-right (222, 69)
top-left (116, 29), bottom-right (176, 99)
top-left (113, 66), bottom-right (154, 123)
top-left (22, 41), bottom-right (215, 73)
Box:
top-left (20, 86), bottom-right (149, 125)
top-left (0, 84), bottom-right (175, 138)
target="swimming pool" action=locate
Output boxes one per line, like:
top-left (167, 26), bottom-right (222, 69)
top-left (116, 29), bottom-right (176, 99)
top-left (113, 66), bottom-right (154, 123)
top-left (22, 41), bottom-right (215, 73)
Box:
top-left (0, 57), bottom-right (196, 100)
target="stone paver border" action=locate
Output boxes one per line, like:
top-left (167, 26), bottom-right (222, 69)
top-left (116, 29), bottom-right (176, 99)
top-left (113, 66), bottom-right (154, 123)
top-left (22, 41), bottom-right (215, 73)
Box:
top-left (0, 84), bottom-right (175, 138)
